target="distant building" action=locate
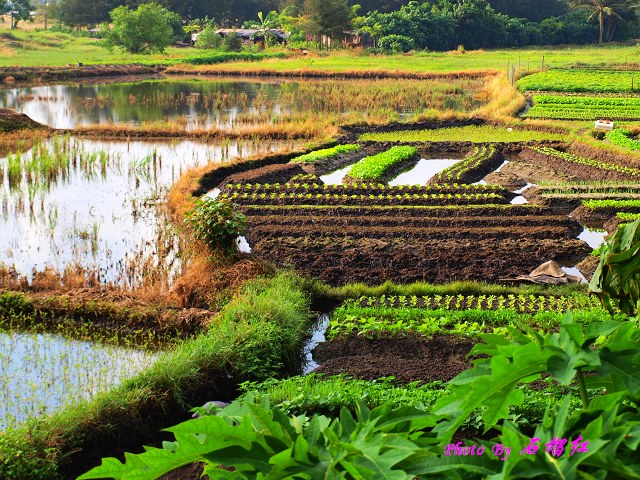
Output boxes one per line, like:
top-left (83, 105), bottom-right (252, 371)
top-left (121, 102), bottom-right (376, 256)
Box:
top-left (316, 31), bottom-right (375, 49)
top-left (213, 29), bottom-right (289, 47)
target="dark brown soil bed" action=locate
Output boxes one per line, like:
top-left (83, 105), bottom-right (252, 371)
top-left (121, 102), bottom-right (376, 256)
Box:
top-left (298, 149), bottom-right (369, 175)
top-left (569, 141), bottom-right (640, 169)
top-left (570, 205), bottom-right (628, 229)
top-left (312, 335), bottom-right (475, 383)
top-left (222, 162), bottom-right (307, 186)
top-left (249, 236), bottom-right (591, 286)
top-left (520, 147), bottom-right (640, 182)
top-left (576, 255), bottom-right (600, 282)
top-left (488, 158), bottom-right (578, 186)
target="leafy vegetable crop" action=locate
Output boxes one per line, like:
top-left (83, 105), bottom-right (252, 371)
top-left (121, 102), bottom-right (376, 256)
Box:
top-left (347, 146), bottom-right (417, 180)
top-left (289, 144), bottom-right (361, 164)
top-left (518, 69), bottom-right (640, 93)
top-left (525, 95), bottom-right (640, 120)
top-left (358, 125), bottom-right (563, 143)
top-left (606, 129), bottom-right (640, 150)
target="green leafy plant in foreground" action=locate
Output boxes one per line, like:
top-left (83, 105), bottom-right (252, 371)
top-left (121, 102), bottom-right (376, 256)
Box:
top-left (79, 313), bottom-right (640, 479)
top-left (590, 218), bottom-right (640, 315)
top-left (185, 196), bottom-right (246, 255)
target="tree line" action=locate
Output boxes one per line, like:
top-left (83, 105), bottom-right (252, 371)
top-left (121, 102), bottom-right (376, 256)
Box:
top-left (3, 0), bottom-right (639, 50)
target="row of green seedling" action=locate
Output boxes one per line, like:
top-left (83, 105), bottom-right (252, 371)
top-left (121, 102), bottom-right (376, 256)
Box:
top-left (355, 293), bottom-right (601, 313)
top-left (583, 198), bottom-right (640, 210)
top-left (525, 105), bottom-right (640, 120)
top-left (430, 145), bottom-right (500, 184)
top-left (327, 305), bottom-right (623, 340)
top-left (224, 182), bottom-right (504, 193)
top-left (222, 192), bottom-right (507, 206)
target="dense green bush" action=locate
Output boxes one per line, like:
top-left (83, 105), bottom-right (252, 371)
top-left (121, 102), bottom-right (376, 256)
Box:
top-left (379, 34), bottom-right (415, 52)
top-left (183, 51), bottom-right (286, 65)
top-left (194, 26), bottom-right (223, 49)
top-left (185, 197), bottom-right (246, 255)
top-left (101, 3), bottom-right (179, 54)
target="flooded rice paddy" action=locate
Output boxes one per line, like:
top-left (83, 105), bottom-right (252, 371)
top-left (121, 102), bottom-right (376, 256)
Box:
top-left (0, 136), bottom-right (289, 286)
top-left (0, 330), bottom-right (156, 430)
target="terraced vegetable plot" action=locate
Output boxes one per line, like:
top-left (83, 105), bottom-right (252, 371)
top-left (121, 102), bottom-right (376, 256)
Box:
top-left (225, 179), bottom-right (588, 284)
top-left (525, 94), bottom-right (640, 120)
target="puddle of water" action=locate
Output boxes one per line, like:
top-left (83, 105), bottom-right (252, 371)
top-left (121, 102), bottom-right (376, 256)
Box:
top-left (474, 179), bottom-right (488, 185)
top-left (237, 236), bottom-right (251, 253)
top-left (303, 314), bottom-right (330, 374)
top-left (513, 182), bottom-right (536, 194)
top-left (0, 331), bottom-right (156, 430)
top-left (510, 196), bottom-right (529, 204)
top-left (389, 158), bottom-right (461, 185)
top-left (578, 228), bottom-right (607, 249)
top-left (319, 164), bottom-right (355, 185)
top-left (206, 187), bottom-right (221, 199)
top-left (0, 136), bottom-right (288, 286)
top-left (562, 267), bottom-right (588, 284)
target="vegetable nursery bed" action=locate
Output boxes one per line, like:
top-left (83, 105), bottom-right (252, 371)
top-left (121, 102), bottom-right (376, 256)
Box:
top-left (311, 335), bottom-right (475, 384)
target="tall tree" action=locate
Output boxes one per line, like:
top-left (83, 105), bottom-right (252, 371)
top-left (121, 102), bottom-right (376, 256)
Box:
top-left (304, 0), bottom-right (352, 47)
top-left (569, 0), bottom-right (633, 45)
top-left (1, 0), bottom-right (34, 28)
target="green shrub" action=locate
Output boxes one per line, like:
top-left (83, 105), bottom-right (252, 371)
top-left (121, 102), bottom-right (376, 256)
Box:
top-left (185, 197), bottom-right (246, 255)
top-left (101, 3), bottom-right (180, 54)
top-left (194, 26), bottom-right (222, 49)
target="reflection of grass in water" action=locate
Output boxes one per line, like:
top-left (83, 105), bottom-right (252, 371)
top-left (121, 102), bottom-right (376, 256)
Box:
top-left (2, 136), bottom-right (121, 195)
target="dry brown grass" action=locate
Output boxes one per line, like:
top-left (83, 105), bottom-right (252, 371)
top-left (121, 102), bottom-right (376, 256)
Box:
top-left (166, 64), bottom-right (497, 80)
top-left (71, 120), bottom-right (338, 141)
top-left (473, 72), bottom-right (526, 120)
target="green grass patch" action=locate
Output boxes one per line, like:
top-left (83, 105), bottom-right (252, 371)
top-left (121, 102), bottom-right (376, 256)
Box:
top-left (358, 125), bottom-right (564, 143)
top-left (518, 69), bottom-right (640, 93)
top-left (289, 144), bottom-right (360, 164)
top-left (347, 146), bottom-right (417, 180)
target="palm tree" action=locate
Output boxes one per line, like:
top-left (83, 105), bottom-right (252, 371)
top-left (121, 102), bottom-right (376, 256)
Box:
top-left (569, 0), bottom-right (636, 46)
top-left (251, 11), bottom-right (281, 49)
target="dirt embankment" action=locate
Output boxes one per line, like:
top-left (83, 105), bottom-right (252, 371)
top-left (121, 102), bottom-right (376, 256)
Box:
top-left (0, 64), bottom-right (162, 83)
top-left (0, 108), bottom-right (49, 133)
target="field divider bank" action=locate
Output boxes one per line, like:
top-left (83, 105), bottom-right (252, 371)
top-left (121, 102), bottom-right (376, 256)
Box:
top-left (0, 272), bottom-right (315, 480)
